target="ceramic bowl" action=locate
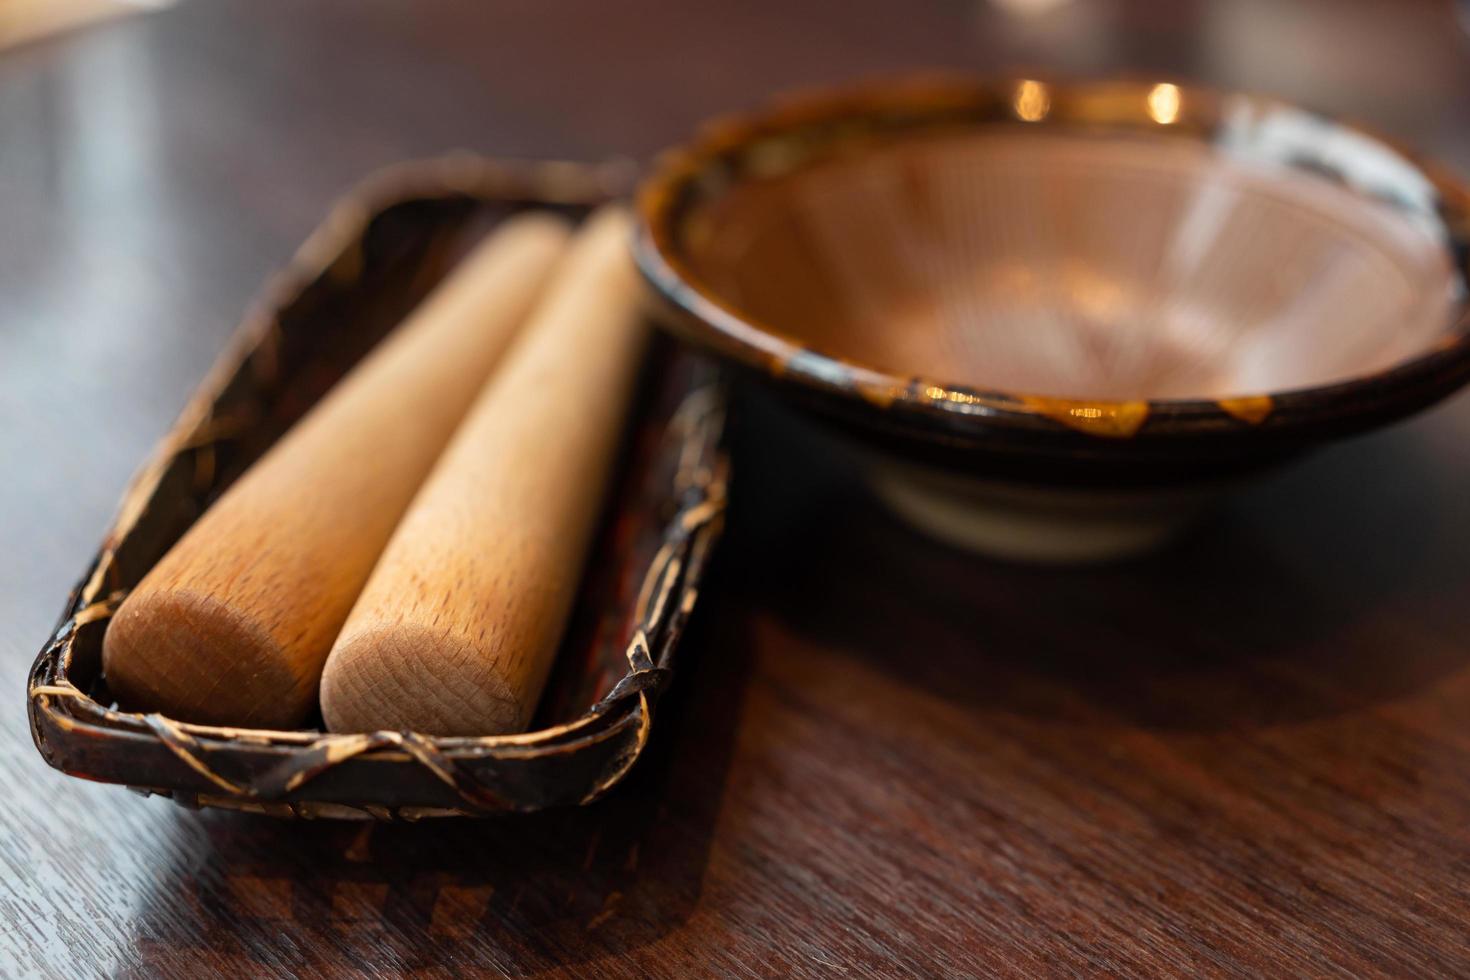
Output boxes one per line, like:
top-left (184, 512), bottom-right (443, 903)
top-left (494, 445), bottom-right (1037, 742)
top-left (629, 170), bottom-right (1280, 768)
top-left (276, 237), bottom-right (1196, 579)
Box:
top-left (634, 78), bottom-right (1470, 561)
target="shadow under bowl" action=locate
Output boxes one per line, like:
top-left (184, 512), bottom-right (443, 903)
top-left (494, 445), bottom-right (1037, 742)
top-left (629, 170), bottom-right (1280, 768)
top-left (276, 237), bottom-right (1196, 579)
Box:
top-left (635, 77), bottom-right (1470, 561)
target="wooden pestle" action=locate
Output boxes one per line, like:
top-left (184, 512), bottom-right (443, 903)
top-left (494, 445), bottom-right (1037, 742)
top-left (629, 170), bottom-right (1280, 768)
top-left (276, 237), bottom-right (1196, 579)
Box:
top-left (320, 206), bottom-right (648, 736)
top-left (103, 213), bottom-right (573, 728)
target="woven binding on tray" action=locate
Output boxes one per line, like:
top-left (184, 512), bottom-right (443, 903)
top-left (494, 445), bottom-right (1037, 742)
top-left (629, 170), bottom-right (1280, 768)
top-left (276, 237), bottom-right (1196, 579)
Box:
top-left (27, 387), bottom-right (726, 818)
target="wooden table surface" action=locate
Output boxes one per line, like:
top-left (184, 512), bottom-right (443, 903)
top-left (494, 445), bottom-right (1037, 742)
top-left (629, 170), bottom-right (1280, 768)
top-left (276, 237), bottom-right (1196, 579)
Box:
top-left (4, 1), bottom-right (1470, 976)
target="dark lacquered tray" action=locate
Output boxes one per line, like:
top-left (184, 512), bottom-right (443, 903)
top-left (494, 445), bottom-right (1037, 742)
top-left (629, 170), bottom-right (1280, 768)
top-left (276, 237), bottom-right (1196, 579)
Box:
top-left (26, 156), bottom-right (729, 819)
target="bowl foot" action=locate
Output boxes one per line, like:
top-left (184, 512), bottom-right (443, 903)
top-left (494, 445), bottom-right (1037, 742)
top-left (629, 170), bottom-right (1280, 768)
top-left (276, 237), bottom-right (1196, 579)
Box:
top-left (868, 462), bottom-right (1218, 564)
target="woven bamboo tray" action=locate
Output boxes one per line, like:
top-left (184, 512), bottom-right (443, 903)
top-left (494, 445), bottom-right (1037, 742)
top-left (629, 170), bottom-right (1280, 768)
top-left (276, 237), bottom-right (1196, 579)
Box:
top-left (25, 156), bottom-right (729, 819)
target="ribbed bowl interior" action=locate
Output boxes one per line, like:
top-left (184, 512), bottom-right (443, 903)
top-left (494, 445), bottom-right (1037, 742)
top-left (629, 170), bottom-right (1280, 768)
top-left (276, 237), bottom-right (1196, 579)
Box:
top-left (684, 130), bottom-right (1460, 400)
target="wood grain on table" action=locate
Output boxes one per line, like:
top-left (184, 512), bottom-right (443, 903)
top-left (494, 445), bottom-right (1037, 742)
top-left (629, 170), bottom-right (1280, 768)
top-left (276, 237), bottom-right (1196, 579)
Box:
top-left (2, 1), bottom-right (1469, 976)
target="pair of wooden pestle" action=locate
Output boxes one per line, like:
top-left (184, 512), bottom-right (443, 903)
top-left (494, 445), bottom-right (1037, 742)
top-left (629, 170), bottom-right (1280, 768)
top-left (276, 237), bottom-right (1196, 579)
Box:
top-left (103, 206), bottom-right (647, 735)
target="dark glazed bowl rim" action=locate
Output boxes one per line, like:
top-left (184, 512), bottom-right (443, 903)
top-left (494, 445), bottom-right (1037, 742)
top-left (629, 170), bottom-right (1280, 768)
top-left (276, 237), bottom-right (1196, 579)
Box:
top-left (634, 76), bottom-right (1470, 449)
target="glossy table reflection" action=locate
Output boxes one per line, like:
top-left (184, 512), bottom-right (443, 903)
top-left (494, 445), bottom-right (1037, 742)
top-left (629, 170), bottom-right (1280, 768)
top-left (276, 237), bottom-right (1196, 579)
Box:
top-left (3, 1), bottom-right (1470, 976)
